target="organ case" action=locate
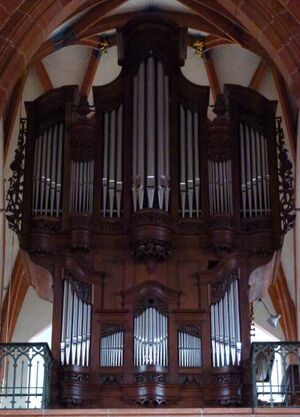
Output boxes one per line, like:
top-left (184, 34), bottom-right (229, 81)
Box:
top-left (12, 14), bottom-right (290, 408)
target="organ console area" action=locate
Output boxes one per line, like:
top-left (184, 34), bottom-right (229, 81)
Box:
top-left (9, 13), bottom-right (294, 408)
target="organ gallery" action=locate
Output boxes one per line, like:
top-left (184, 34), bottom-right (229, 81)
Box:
top-left (7, 14), bottom-right (295, 408)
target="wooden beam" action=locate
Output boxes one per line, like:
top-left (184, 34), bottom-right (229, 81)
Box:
top-left (272, 66), bottom-right (297, 161)
top-left (203, 52), bottom-right (220, 102)
top-left (269, 263), bottom-right (297, 341)
top-left (81, 49), bottom-right (101, 98)
top-left (0, 252), bottom-right (30, 342)
top-left (249, 60), bottom-right (267, 91)
top-left (4, 73), bottom-right (27, 164)
top-left (34, 61), bottom-right (53, 92)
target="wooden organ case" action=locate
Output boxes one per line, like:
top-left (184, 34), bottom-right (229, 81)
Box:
top-left (11, 14), bottom-right (293, 408)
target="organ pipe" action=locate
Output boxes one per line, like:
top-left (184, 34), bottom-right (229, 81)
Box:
top-left (178, 330), bottom-right (201, 367)
top-left (32, 122), bottom-right (64, 216)
top-left (208, 160), bottom-right (232, 215)
top-left (210, 277), bottom-right (241, 367)
top-left (239, 122), bottom-right (270, 218)
top-left (60, 279), bottom-right (91, 367)
top-left (179, 105), bottom-right (201, 217)
top-left (134, 307), bottom-right (168, 367)
top-left (132, 57), bottom-right (170, 212)
top-left (100, 331), bottom-right (124, 367)
top-left (102, 105), bottom-right (123, 217)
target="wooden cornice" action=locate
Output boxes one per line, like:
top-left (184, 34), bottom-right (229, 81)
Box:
top-left (249, 60), bottom-right (267, 91)
top-left (0, 252), bottom-right (30, 342)
top-left (272, 66), bottom-right (297, 161)
top-left (269, 263), bottom-right (297, 341)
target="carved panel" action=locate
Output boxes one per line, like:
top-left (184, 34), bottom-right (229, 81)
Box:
top-left (62, 371), bottom-right (89, 385)
top-left (178, 374), bottom-right (203, 385)
top-left (178, 325), bottom-right (201, 338)
top-left (6, 118), bottom-right (26, 233)
top-left (210, 271), bottom-right (238, 304)
top-left (134, 296), bottom-right (168, 316)
top-left (64, 271), bottom-right (92, 304)
top-left (135, 373), bottom-right (167, 384)
top-left (31, 218), bottom-right (62, 232)
top-left (101, 325), bottom-right (123, 337)
top-left (99, 375), bottom-right (123, 385)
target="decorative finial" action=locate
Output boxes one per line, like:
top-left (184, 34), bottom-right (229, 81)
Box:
top-left (192, 38), bottom-right (205, 58)
top-left (99, 38), bottom-right (110, 54)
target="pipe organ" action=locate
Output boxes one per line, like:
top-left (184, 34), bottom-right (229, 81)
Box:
top-left (10, 14), bottom-right (294, 408)
top-left (210, 274), bottom-right (241, 367)
top-left (134, 307), bottom-right (168, 367)
top-left (32, 112), bottom-right (64, 217)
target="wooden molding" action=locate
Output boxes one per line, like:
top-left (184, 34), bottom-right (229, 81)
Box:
top-left (0, 252), bottom-right (30, 342)
top-left (269, 262), bottom-right (297, 341)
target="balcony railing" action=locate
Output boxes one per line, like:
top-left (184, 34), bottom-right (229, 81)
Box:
top-left (0, 343), bottom-right (52, 409)
top-left (252, 342), bottom-right (300, 407)
top-left (0, 341), bottom-right (300, 409)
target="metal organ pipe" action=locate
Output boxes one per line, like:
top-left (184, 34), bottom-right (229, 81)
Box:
top-left (132, 76), bottom-right (138, 212)
top-left (101, 105), bottom-right (123, 217)
top-left (137, 61), bottom-right (145, 211)
top-left (60, 279), bottom-right (91, 367)
top-left (147, 56), bottom-right (155, 209)
top-left (208, 159), bottom-right (232, 215)
top-left (210, 277), bottom-right (241, 367)
top-left (157, 61), bottom-right (164, 210)
top-left (132, 58), bottom-right (170, 212)
top-left (239, 122), bottom-right (270, 218)
top-left (32, 122), bottom-right (64, 217)
top-left (134, 307), bottom-right (168, 367)
top-left (116, 105), bottom-right (123, 218)
top-left (100, 331), bottom-right (124, 367)
top-left (178, 330), bottom-right (201, 367)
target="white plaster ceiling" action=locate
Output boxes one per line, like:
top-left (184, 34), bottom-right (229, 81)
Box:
top-left (105, 0), bottom-right (194, 15)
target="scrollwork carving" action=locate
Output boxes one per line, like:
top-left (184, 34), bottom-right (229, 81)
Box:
top-left (132, 240), bottom-right (171, 270)
top-left (178, 220), bottom-right (203, 234)
top-left (131, 210), bottom-right (171, 228)
top-left (210, 271), bottom-right (238, 304)
top-left (133, 397), bottom-right (170, 407)
top-left (64, 271), bottom-right (92, 303)
top-left (135, 373), bottom-right (166, 384)
top-left (177, 374), bottom-right (203, 385)
top-left (31, 218), bottom-right (62, 232)
top-left (276, 117), bottom-right (296, 234)
top-left (99, 375), bottom-right (123, 385)
top-left (241, 217), bottom-right (272, 232)
top-left (178, 326), bottom-right (201, 338)
top-left (98, 219), bottom-right (123, 232)
top-left (134, 296), bottom-right (168, 316)
top-left (101, 325), bottom-right (123, 337)
top-left (6, 118), bottom-right (26, 233)
top-left (62, 371), bottom-right (89, 385)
